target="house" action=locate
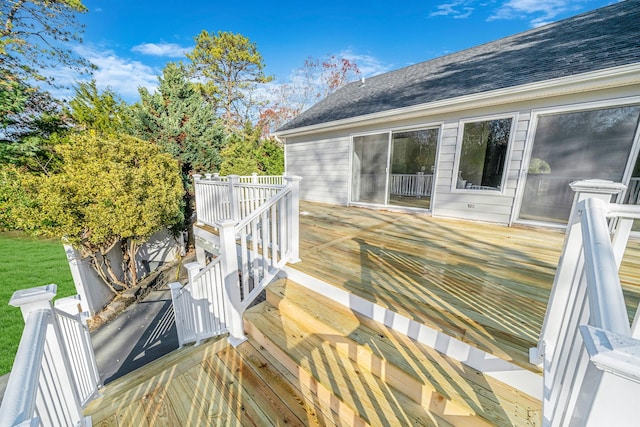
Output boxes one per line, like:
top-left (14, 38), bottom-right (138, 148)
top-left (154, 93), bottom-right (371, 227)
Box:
top-left (276, 0), bottom-right (640, 227)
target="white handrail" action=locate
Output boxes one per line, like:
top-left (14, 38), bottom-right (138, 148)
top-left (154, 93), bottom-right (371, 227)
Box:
top-left (0, 309), bottom-right (48, 427)
top-left (174, 174), bottom-right (301, 347)
top-left (535, 180), bottom-right (640, 426)
top-left (0, 285), bottom-right (96, 427)
top-left (580, 198), bottom-right (631, 334)
top-left (193, 174), bottom-right (287, 226)
top-left (235, 183), bottom-right (291, 230)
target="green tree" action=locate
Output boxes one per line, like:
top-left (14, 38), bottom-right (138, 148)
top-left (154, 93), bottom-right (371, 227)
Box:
top-left (0, 90), bottom-right (68, 175)
top-left (134, 62), bottom-right (225, 175)
top-left (1, 0), bottom-right (92, 175)
top-left (1, 0), bottom-right (91, 88)
top-left (133, 62), bottom-right (226, 225)
top-left (187, 30), bottom-right (273, 128)
top-left (67, 80), bottom-right (133, 134)
top-left (220, 124), bottom-right (284, 176)
top-left (12, 131), bottom-right (184, 293)
top-left (0, 165), bottom-right (32, 230)
top-left (0, 70), bottom-right (30, 127)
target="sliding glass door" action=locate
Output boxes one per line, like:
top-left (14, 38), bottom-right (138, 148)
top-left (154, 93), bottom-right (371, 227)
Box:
top-left (351, 133), bottom-right (390, 205)
top-left (351, 128), bottom-right (439, 209)
top-left (519, 105), bottom-right (640, 223)
top-left (389, 129), bottom-right (438, 209)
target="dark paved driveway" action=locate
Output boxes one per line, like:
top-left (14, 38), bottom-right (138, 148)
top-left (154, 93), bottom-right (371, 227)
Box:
top-left (91, 287), bottom-right (179, 385)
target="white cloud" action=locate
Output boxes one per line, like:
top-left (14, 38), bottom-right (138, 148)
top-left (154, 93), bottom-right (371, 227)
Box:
top-left (430, 1), bottom-right (475, 19)
top-left (339, 51), bottom-right (392, 78)
top-left (131, 42), bottom-right (192, 58)
top-left (489, 0), bottom-right (589, 26)
top-left (431, 0), bottom-right (615, 27)
top-left (71, 45), bottom-right (159, 102)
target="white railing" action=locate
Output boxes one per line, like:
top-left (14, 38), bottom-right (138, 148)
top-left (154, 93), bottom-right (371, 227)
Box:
top-left (207, 173), bottom-right (285, 186)
top-left (390, 173), bottom-right (433, 197)
top-left (533, 180), bottom-right (640, 427)
top-left (0, 286), bottom-right (99, 427)
top-left (193, 174), bottom-right (285, 226)
top-left (170, 258), bottom-right (227, 346)
top-left (171, 175), bottom-right (301, 347)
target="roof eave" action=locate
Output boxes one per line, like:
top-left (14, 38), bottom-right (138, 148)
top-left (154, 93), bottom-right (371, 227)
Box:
top-left (275, 63), bottom-right (640, 138)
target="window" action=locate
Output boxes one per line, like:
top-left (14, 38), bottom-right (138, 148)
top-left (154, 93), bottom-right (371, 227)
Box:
top-left (519, 105), bottom-right (640, 223)
top-left (456, 118), bottom-right (512, 191)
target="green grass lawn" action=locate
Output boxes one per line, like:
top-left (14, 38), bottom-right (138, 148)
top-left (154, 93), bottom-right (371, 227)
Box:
top-left (0, 232), bottom-right (76, 376)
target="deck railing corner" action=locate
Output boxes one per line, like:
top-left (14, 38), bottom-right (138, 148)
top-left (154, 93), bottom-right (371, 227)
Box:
top-left (0, 285), bottom-right (99, 427)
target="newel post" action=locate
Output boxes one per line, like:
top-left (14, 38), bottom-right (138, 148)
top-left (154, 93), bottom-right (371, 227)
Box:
top-left (533, 180), bottom-right (626, 365)
top-left (567, 179), bottom-right (626, 224)
top-left (8, 285), bottom-right (86, 424)
top-left (218, 220), bottom-right (246, 346)
top-left (284, 175), bottom-right (302, 263)
top-left (168, 282), bottom-right (186, 347)
top-left (193, 174), bottom-right (203, 225)
top-left (10, 284), bottom-right (57, 322)
top-left (228, 175), bottom-right (240, 222)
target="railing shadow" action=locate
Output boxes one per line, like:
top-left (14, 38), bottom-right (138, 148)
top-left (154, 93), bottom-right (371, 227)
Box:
top-left (93, 290), bottom-right (179, 385)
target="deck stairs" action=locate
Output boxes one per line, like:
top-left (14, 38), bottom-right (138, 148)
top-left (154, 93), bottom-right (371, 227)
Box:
top-left (243, 277), bottom-right (541, 427)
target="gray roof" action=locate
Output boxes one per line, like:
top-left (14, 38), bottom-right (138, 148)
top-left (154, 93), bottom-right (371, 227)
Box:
top-left (279, 0), bottom-right (640, 132)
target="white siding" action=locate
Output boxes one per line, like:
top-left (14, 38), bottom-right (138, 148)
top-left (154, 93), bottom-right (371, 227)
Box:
top-left (282, 84), bottom-right (640, 225)
top-left (432, 113), bottom-right (530, 224)
top-left (285, 135), bottom-right (351, 205)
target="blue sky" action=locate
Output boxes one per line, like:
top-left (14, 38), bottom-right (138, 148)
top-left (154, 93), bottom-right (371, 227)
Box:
top-left (72, 0), bottom-right (621, 103)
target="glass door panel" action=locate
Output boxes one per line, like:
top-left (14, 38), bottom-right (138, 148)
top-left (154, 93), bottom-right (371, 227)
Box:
top-left (351, 133), bottom-right (389, 204)
top-left (520, 105), bottom-right (640, 223)
top-left (389, 129), bottom-right (439, 209)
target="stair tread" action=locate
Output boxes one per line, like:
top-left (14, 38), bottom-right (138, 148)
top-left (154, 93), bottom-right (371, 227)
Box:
top-left (265, 278), bottom-right (541, 427)
top-left (210, 342), bottom-right (312, 427)
top-left (232, 340), bottom-right (326, 426)
top-left (245, 307), bottom-right (371, 427)
top-left (246, 302), bottom-right (483, 427)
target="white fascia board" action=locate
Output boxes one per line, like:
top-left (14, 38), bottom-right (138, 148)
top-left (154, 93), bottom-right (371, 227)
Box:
top-left (275, 63), bottom-right (640, 138)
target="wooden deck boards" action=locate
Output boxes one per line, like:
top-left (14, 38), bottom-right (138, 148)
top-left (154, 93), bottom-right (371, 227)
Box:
top-left (293, 201), bottom-right (640, 372)
top-left (85, 335), bottom-right (322, 426)
top-left (86, 201), bottom-right (640, 425)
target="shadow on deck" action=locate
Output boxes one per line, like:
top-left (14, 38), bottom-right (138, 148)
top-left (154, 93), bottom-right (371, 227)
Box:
top-left (85, 201), bottom-right (640, 425)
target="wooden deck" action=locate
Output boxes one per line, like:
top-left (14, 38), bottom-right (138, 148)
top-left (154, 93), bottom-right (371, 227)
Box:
top-left (85, 201), bottom-right (640, 425)
top-left (85, 335), bottom-right (323, 426)
top-left (293, 201), bottom-right (640, 372)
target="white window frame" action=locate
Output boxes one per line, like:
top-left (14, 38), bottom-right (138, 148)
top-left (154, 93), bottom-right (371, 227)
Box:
top-left (512, 96), bottom-right (640, 227)
top-left (451, 113), bottom-right (517, 194)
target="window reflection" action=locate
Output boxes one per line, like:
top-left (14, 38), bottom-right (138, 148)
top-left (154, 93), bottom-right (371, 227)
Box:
top-left (456, 118), bottom-right (512, 191)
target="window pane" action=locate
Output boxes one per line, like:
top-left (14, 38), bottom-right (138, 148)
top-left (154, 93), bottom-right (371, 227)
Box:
top-left (520, 105), bottom-right (640, 223)
top-left (457, 118), bottom-right (512, 190)
top-left (351, 133), bottom-right (389, 204)
top-left (389, 128), bottom-right (439, 209)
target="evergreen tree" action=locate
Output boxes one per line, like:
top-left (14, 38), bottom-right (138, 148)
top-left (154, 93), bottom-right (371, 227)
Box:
top-left (220, 124), bottom-right (284, 176)
top-left (132, 62), bottom-right (226, 224)
top-left (8, 131), bottom-right (184, 293)
top-left (66, 80), bottom-right (133, 134)
top-left (134, 62), bottom-right (225, 177)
